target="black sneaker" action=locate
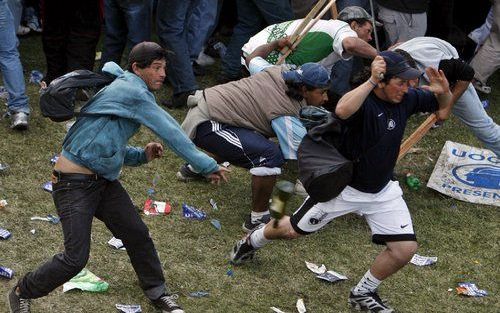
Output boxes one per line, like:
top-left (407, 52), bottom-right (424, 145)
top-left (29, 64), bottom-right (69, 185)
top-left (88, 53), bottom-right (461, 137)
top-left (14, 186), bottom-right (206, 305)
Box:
top-left (348, 289), bottom-right (394, 313)
top-left (229, 226), bottom-right (262, 265)
top-left (151, 294), bottom-right (184, 313)
top-left (7, 287), bottom-right (31, 313)
top-left (176, 163), bottom-right (206, 182)
top-left (242, 213), bottom-right (270, 233)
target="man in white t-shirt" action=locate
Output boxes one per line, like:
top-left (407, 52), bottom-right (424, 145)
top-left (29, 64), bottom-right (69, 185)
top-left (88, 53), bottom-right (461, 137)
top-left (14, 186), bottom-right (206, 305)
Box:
top-left (241, 6), bottom-right (379, 72)
top-left (394, 36), bottom-right (499, 156)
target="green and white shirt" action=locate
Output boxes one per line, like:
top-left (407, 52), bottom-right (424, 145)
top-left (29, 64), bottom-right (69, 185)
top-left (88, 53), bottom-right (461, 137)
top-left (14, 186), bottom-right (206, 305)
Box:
top-left (242, 19), bottom-right (357, 69)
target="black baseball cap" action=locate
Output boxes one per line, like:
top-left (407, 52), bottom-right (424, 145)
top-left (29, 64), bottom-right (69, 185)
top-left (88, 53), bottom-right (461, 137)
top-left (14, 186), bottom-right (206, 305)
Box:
top-left (379, 51), bottom-right (422, 80)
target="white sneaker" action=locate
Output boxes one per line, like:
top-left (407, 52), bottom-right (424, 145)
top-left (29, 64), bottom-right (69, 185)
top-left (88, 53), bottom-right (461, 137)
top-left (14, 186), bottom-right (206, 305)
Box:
top-left (27, 21), bottom-right (42, 33)
top-left (196, 51), bottom-right (215, 66)
top-left (10, 112), bottom-right (29, 130)
top-left (16, 26), bottom-right (31, 36)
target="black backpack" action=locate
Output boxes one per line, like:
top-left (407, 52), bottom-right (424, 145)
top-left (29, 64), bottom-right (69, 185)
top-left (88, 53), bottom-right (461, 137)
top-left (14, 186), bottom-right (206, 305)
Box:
top-left (297, 108), bottom-right (353, 202)
top-left (39, 70), bottom-right (115, 122)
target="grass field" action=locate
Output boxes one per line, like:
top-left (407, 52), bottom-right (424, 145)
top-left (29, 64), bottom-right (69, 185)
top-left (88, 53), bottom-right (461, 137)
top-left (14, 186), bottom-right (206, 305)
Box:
top-left (0, 34), bottom-right (499, 313)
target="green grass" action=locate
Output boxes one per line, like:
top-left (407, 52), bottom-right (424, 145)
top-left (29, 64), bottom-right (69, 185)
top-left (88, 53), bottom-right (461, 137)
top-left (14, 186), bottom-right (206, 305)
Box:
top-left (0, 35), bottom-right (499, 313)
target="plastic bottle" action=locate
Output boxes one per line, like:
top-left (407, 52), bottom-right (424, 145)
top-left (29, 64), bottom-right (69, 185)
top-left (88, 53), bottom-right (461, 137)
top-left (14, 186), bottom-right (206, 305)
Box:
top-left (270, 180), bottom-right (295, 227)
top-left (406, 173), bottom-right (421, 191)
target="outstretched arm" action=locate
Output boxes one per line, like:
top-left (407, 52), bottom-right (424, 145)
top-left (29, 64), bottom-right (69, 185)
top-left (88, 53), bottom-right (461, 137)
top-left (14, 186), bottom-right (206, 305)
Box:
top-left (342, 37), bottom-right (378, 59)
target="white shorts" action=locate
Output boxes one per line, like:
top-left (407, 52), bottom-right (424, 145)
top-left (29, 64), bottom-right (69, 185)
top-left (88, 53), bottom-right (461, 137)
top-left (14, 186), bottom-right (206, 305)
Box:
top-left (290, 181), bottom-right (416, 245)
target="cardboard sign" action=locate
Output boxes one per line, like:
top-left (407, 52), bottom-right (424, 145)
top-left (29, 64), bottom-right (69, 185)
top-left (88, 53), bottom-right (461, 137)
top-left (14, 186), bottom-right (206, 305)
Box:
top-left (427, 141), bottom-right (499, 207)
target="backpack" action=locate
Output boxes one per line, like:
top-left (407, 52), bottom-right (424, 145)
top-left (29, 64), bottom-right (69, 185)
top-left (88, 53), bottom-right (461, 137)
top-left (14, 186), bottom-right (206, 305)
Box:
top-left (39, 70), bottom-right (115, 122)
top-left (297, 109), bottom-right (353, 202)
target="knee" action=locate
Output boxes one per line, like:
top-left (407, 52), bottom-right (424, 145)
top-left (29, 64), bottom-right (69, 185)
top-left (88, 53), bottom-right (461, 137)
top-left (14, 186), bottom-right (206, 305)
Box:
top-left (389, 241), bottom-right (418, 263)
top-left (61, 251), bottom-right (89, 273)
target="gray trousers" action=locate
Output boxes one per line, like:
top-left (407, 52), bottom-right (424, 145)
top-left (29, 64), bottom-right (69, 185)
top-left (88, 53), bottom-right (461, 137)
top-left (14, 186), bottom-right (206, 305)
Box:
top-left (377, 5), bottom-right (427, 47)
top-left (469, 0), bottom-right (500, 84)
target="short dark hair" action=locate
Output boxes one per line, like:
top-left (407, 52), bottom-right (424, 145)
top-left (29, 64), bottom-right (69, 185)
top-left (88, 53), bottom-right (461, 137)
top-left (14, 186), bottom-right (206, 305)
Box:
top-left (284, 80), bottom-right (318, 101)
top-left (127, 42), bottom-right (167, 71)
top-left (347, 19), bottom-right (371, 27)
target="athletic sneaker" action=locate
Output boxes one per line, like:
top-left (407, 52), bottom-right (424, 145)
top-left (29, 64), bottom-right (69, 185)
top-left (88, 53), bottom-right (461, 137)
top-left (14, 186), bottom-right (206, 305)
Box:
top-left (472, 79), bottom-right (491, 94)
top-left (348, 289), bottom-right (394, 313)
top-left (230, 229), bottom-right (260, 265)
top-left (151, 294), bottom-right (184, 313)
top-left (241, 213), bottom-right (270, 233)
top-left (7, 287), bottom-right (31, 313)
top-left (10, 112), bottom-right (29, 130)
top-left (176, 163), bottom-right (205, 182)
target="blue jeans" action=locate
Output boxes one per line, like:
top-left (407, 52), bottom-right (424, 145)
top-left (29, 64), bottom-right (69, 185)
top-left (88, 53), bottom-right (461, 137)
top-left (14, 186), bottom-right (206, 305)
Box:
top-left (157, 0), bottom-right (199, 95)
top-left (329, 56), bottom-right (365, 97)
top-left (0, 0), bottom-right (29, 114)
top-left (221, 0), bottom-right (293, 78)
top-left (187, 0), bottom-right (218, 62)
top-left (101, 0), bottom-right (153, 67)
top-left (18, 175), bottom-right (167, 300)
top-left (453, 84), bottom-right (500, 156)
top-left (6, 0), bottom-right (21, 30)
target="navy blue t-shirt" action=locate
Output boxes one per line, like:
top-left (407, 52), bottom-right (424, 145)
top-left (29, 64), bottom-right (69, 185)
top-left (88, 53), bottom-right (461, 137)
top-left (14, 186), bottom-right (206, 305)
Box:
top-left (340, 88), bottom-right (438, 193)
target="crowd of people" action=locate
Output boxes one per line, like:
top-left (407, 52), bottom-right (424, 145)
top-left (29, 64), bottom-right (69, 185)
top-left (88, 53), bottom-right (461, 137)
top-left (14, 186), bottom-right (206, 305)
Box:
top-left (2, 1), bottom-right (499, 313)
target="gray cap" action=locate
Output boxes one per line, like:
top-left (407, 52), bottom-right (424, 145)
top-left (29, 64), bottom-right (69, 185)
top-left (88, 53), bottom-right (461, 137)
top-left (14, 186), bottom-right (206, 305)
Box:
top-left (338, 6), bottom-right (382, 27)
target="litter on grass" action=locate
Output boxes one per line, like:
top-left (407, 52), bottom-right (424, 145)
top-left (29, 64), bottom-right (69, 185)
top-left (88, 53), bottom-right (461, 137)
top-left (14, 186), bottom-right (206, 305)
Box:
top-left (50, 154), bottom-right (60, 165)
top-left (0, 163), bottom-right (9, 172)
top-left (0, 86), bottom-right (8, 100)
top-left (305, 261), bottom-right (347, 283)
top-left (143, 199), bottom-right (171, 215)
top-left (30, 229), bottom-right (36, 235)
top-left (210, 219), bottom-right (221, 230)
top-left (30, 214), bottom-right (60, 224)
top-left (108, 237), bottom-right (126, 250)
top-left (115, 304), bottom-right (141, 313)
top-left (316, 270), bottom-right (348, 283)
top-left (42, 181), bottom-right (52, 193)
top-left (62, 268), bottom-right (109, 293)
top-left (0, 199), bottom-right (7, 209)
top-left (270, 307), bottom-right (286, 313)
top-left (0, 227), bottom-right (12, 239)
top-left (305, 261), bottom-right (326, 274)
top-left (226, 267), bottom-right (233, 277)
top-left (0, 266), bottom-right (14, 279)
top-left (182, 203), bottom-right (206, 220)
top-left (188, 291), bottom-right (210, 298)
top-left (209, 198), bottom-right (218, 210)
top-left (410, 254), bottom-right (437, 266)
top-left (296, 298), bottom-right (306, 313)
top-left (456, 282), bottom-right (488, 297)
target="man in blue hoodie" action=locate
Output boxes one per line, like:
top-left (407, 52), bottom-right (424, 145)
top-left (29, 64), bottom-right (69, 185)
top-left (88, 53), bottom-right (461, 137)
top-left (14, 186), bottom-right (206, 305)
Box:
top-left (7, 42), bottom-right (227, 313)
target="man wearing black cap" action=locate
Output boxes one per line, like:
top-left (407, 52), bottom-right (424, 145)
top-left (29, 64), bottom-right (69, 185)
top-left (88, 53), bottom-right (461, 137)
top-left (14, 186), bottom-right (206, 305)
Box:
top-left (229, 51), bottom-right (452, 312)
top-left (178, 52), bottom-right (330, 232)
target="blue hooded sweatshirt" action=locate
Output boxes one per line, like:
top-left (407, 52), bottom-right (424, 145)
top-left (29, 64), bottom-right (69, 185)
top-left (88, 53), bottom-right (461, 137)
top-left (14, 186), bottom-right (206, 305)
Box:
top-left (61, 62), bottom-right (218, 180)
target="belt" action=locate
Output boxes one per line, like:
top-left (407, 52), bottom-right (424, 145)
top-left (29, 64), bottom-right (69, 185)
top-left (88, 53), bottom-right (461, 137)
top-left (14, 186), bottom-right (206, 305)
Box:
top-left (52, 170), bottom-right (100, 183)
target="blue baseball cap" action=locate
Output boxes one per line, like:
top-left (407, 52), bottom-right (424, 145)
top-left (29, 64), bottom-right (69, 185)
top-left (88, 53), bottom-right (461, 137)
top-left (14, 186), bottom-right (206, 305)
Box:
top-left (282, 63), bottom-right (330, 88)
top-left (379, 51), bottom-right (422, 80)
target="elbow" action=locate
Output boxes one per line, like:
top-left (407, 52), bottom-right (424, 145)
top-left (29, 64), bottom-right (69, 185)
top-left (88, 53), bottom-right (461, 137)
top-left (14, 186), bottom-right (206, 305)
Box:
top-left (342, 37), bottom-right (357, 53)
top-left (335, 105), bottom-right (349, 119)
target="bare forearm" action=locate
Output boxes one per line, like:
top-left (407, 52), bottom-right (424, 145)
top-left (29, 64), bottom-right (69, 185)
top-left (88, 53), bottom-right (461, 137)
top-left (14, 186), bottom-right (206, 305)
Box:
top-left (343, 37), bottom-right (378, 59)
top-left (335, 79), bottom-right (375, 119)
top-left (435, 89), bottom-right (453, 120)
top-left (450, 80), bottom-right (470, 104)
top-left (246, 41), bottom-right (281, 67)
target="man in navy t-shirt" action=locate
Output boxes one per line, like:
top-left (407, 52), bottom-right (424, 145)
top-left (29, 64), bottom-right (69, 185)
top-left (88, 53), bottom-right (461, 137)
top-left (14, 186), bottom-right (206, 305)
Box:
top-left (229, 51), bottom-right (453, 313)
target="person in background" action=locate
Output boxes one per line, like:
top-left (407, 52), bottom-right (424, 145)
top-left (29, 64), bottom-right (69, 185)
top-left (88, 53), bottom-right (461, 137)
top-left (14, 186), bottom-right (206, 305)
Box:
top-left (0, 0), bottom-right (30, 130)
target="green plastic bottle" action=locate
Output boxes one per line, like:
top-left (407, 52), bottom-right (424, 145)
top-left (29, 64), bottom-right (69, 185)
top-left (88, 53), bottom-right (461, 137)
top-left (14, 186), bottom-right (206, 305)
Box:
top-left (406, 173), bottom-right (421, 191)
top-left (270, 180), bottom-right (295, 227)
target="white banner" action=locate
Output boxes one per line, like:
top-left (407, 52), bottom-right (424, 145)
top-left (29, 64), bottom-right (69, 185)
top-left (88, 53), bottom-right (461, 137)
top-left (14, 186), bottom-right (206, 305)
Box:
top-left (427, 141), bottom-right (499, 207)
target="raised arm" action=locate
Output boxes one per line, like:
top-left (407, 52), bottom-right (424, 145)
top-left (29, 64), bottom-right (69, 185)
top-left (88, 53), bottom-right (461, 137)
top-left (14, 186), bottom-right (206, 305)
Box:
top-left (421, 67), bottom-right (453, 120)
top-left (335, 56), bottom-right (385, 119)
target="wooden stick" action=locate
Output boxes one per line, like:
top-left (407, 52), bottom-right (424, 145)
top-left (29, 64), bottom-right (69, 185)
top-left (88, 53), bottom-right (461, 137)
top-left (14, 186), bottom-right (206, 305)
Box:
top-left (330, 2), bottom-right (338, 19)
top-left (277, 0), bottom-right (327, 61)
top-left (397, 113), bottom-right (438, 162)
top-left (277, 0), bottom-right (336, 64)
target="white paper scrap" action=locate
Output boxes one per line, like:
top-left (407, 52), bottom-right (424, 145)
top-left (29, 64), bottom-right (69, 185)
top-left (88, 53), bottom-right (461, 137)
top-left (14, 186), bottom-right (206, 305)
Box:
top-left (410, 254), bottom-right (437, 266)
top-left (305, 261), bottom-right (326, 274)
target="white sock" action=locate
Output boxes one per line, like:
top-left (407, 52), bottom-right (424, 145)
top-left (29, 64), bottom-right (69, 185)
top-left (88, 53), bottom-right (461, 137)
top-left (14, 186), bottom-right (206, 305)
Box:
top-left (249, 226), bottom-right (270, 248)
top-left (353, 270), bottom-right (381, 294)
top-left (251, 210), bottom-right (269, 223)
